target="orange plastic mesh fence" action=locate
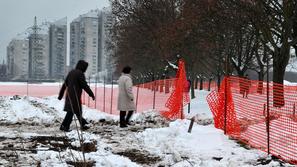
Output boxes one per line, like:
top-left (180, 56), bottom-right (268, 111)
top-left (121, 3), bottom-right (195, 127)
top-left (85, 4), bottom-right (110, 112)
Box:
top-left (207, 76), bottom-right (297, 164)
top-left (83, 78), bottom-right (176, 115)
top-left (0, 61), bottom-right (189, 120)
top-left (0, 84), bottom-right (62, 97)
top-left (0, 79), bottom-right (176, 115)
top-left (161, 59), bottom-right (190, 119)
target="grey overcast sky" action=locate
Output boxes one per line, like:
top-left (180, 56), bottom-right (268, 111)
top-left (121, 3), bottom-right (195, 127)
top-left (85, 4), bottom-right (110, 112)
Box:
top-left (0, 0), bottom-right (110, 63)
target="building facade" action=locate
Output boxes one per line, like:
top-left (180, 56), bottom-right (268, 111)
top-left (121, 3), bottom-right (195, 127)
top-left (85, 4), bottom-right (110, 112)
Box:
top-left (0, 61), bottom-right (7, 81)
top-left (70, 9), bottom-right (103, 78)
top-left (28, 33), bottom-right (50, 80)
top-left (6, 39), bottom-right (29, 80)
top-left (101, 8), bottom-right (116, 74)
top-left (49, 17), bottom-right (67, 79)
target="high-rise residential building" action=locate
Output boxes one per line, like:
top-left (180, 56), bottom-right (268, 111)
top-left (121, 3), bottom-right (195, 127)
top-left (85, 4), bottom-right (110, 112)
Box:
top-left (49, 17), bottom-right (67, 79)
top-left (70, 20), bottom-right (80, 70)
top-left (6, 39), bottom-right (29, 80)
top-left (70, 9), bottom-right (103, 78)
top-left (6, 17), bottom-right (67, 81)
top-left (28, 33), bottom-right (50, 80)
top-left (100, 8), bottom-right (116, 74)
top-left (0, 61), bottom-right (7, 81)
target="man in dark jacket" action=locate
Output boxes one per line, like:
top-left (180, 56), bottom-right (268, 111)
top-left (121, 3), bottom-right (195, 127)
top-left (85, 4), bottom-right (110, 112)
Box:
top-left (58, 60), bottom-right (95, 132)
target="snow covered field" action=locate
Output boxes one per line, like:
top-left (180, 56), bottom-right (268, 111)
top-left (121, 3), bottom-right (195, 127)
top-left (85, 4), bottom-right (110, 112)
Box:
top-left (0, 90), bottom-right (294, 166)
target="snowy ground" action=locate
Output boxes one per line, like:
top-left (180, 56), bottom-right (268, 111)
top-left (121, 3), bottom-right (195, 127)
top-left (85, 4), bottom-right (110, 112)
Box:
top-left (0, 90), bottom-right (295, 166)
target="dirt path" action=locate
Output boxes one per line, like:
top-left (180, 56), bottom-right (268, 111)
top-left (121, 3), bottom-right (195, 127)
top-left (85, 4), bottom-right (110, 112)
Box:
top-left (0, 113), bottom-right (169, 167)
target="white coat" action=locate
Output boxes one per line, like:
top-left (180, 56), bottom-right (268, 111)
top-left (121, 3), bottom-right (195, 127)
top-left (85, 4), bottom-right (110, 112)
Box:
top-left (117, 73), bottom-right (136, 111)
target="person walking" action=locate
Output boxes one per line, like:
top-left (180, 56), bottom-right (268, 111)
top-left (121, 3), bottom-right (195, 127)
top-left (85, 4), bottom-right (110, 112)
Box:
top-left (117, 66), bottom-right (136, 128)
top-left (58, 60), bottom-right (95, 132)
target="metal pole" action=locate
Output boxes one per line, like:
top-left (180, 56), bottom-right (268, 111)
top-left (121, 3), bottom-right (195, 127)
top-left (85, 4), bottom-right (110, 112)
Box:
top-left (26, 79), bottom-right (29, 96)
top-left (95, 77), bottom-right (97, 109)
top-left (103, 76), bottom-right (106, 113)
top-left (224, 55), bottom-right (228, 135)
top-left (266, 54), bottom-right (270, 154)
top-left (110, 74), bottom-right (113, 114)
top-left (136, 83), bottom-right (140, 113)
top-left (88, 76), bottom-right (90, 107)
top-left (188, 102), bottom-right (191, 113)
top-left (153, 80), bottom-right (156, 109)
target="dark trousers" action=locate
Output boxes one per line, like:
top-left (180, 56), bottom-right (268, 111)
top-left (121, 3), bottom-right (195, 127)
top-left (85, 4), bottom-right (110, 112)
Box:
top-left (120, 110), bottom-right (134, 125)
top-left (61, 110), bottom-right (87, 129)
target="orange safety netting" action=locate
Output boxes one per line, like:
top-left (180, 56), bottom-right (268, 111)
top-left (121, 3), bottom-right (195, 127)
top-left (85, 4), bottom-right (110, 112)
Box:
top-left (0, 79), bottom-right (177, 116)
top-left (84, 78), bottom-right (176, 115)
top-left (0, 62), bottom-right (189, 120)
top-left (161, 59), bottom-right (190, 119)
top-left (206, 77), bottom-right (240, 135)
top-left (207, 76), bottom-right (297, 164)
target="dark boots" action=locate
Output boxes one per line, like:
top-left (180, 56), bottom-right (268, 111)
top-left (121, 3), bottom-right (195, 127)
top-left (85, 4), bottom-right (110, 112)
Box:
top-left (126, 111), bottom-right (134, 125)
top-left (60, 125), bottom-right (71, 132)
top-left (120, 111), bottom-right (134, 127)
top-left (120, 111), bottom-right (128, 128)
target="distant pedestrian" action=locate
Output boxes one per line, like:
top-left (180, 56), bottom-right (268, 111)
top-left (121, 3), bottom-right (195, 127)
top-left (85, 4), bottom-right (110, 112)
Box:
top-left (58, 60), bottom-right (95, 132)
top-left (117, 66), bottom-right (136, 128)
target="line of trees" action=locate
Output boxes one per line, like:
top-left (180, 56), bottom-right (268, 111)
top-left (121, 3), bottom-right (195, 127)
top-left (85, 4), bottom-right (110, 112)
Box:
top-left (107, 0), bottom-right (297, 106)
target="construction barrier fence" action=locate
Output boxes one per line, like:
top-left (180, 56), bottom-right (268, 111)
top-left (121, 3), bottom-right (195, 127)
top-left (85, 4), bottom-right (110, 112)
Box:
top-left (0, 79), bottom-right (176, 115)
top-left (207, 76), bottom-right (297, 164)
top-left (0, 61), bottom-right (190, 119)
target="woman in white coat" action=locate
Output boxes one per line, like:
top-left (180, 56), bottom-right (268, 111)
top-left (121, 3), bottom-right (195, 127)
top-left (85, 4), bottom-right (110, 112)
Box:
top-left (117, 66), bottom-right (136, 128)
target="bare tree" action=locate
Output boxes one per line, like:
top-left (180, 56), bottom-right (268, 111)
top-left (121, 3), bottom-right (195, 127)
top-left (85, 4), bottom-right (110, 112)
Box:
top-left (242, 0), bottom-right (297, 106)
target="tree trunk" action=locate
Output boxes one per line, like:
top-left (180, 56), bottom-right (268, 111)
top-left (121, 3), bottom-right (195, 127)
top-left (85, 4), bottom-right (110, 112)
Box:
top-left (272, 47), bottom-right (290, 107)
top-left (195, 77), bottom-right (198, 89)
top-left (257, 70), bottom-right (264, 94)
top-left (272, 66), bottom-right (285, 107)
top-left (294, 45), bottom-right (297, 57)
top-left (217, 74), bottom-right (221, 90)
top-left (199, 78), bottom-right (203, 90)
top-left (208, 78), bottom-right (212, 91)
top-left (238, 70), bottom-right (245, 95)
top-left (189, 73), bottom-right (195, 99)
top-left (191, 79), bottom-right (195, 99)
